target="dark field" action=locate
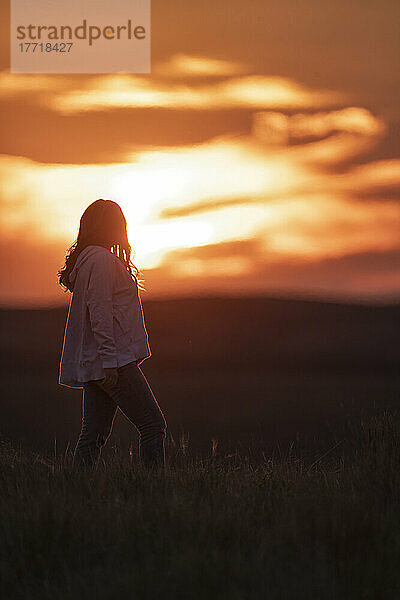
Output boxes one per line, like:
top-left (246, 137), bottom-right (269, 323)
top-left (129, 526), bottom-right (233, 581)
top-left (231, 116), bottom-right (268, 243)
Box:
top-left (0, 296), bottom-right (399, 598)
top-left (0, 296), bottom-right (398, 457)
top-left (1, 412), bottom-right (399, 599)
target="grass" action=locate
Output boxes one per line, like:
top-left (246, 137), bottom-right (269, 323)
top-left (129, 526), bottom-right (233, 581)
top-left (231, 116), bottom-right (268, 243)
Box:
top-left (0, 412), bottom-right (399, 599)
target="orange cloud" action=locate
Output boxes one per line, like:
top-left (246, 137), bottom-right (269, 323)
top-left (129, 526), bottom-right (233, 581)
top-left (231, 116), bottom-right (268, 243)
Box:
top-left (42, 74), bottom-right (346, 114)
top-left (153, 54), bottom-right (248, 77)
top-left (341, 159), bottom-right (400, 191)
top-left (0, 59), bottom-right (348, 114)
top-left (253, 107), bottom-right (386, 144)
top-left (0, 70), bottom-right (71, 95)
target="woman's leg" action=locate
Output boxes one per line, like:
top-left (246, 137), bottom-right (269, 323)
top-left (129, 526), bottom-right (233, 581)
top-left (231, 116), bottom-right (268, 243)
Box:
top-left (73, 380), bottom-right (118, 468)
top-left (96, 361), bottom-right (167, 469)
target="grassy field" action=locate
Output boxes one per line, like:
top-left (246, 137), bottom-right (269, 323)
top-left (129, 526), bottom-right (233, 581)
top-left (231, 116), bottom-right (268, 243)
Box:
top-left (1, 411), bottom-right (399, 599)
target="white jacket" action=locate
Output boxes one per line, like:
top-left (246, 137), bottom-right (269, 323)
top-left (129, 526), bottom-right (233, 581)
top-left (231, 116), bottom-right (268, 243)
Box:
top-left (59, 245), bottom-right (151, 389)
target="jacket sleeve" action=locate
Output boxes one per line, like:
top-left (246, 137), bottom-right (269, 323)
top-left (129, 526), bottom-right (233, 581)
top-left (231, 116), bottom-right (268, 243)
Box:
top-left (86, 252), bottom-right (118, 369)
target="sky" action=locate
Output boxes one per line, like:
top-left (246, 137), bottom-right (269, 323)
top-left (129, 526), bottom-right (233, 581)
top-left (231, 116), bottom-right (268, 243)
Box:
top-left (0, 0), bottom-right (399, 306)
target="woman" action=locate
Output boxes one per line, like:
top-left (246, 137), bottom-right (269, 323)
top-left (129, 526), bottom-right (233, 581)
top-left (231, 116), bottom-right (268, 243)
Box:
top-left (58, 199), bottom-right (167, 469)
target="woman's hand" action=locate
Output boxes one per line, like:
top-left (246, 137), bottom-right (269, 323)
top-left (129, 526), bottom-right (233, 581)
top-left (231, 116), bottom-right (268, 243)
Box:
top-left (100, 367), bottom-right (119, 390)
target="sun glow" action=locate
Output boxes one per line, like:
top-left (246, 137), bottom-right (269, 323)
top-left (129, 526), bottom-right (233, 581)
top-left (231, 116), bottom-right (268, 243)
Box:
top-left (130, 219), bottom-right (214, 269)
top-left (0, 71), bottom-right (398, 303)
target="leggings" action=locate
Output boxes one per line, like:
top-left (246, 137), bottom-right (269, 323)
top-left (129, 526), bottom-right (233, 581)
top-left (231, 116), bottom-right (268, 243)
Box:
top-left (73, 360), bottom-right (167, 469)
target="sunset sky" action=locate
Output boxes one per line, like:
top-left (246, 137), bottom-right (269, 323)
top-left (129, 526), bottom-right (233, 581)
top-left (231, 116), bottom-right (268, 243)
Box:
top-left (0, 0), bottom-right (399, 306)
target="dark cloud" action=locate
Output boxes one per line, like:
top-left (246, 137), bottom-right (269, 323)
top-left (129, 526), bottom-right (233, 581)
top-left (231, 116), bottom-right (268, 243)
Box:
top-left (0, 97), bottom-right (252, 163)
top-left (164, 238), bottom-right (261, 262)
top-left (158, 242), bottom-right (400, 302)
top-left (159, 196), bottom-right (254, 219)
top-left (351, 186), bottom-right (400, 203)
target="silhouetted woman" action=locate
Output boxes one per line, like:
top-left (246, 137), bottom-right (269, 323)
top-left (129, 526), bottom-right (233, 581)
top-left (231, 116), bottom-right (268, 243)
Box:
top-left (58, 199), bottom-right (167, 469)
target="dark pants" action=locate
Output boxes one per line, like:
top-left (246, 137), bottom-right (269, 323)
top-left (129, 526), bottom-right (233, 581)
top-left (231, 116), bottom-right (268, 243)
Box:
top-left (73, 360), bottom-right (167, 469)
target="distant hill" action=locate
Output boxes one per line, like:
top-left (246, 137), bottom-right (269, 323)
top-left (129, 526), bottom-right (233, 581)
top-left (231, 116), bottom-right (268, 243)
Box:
top-left (0, 296), bottom-right (399, 375)
top-left (0, 296), bottom-right (399, 454)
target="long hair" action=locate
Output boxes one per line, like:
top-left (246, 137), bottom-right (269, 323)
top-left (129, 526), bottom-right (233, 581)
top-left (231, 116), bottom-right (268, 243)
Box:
top-left (58, 199), bottom-right (145, 292)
